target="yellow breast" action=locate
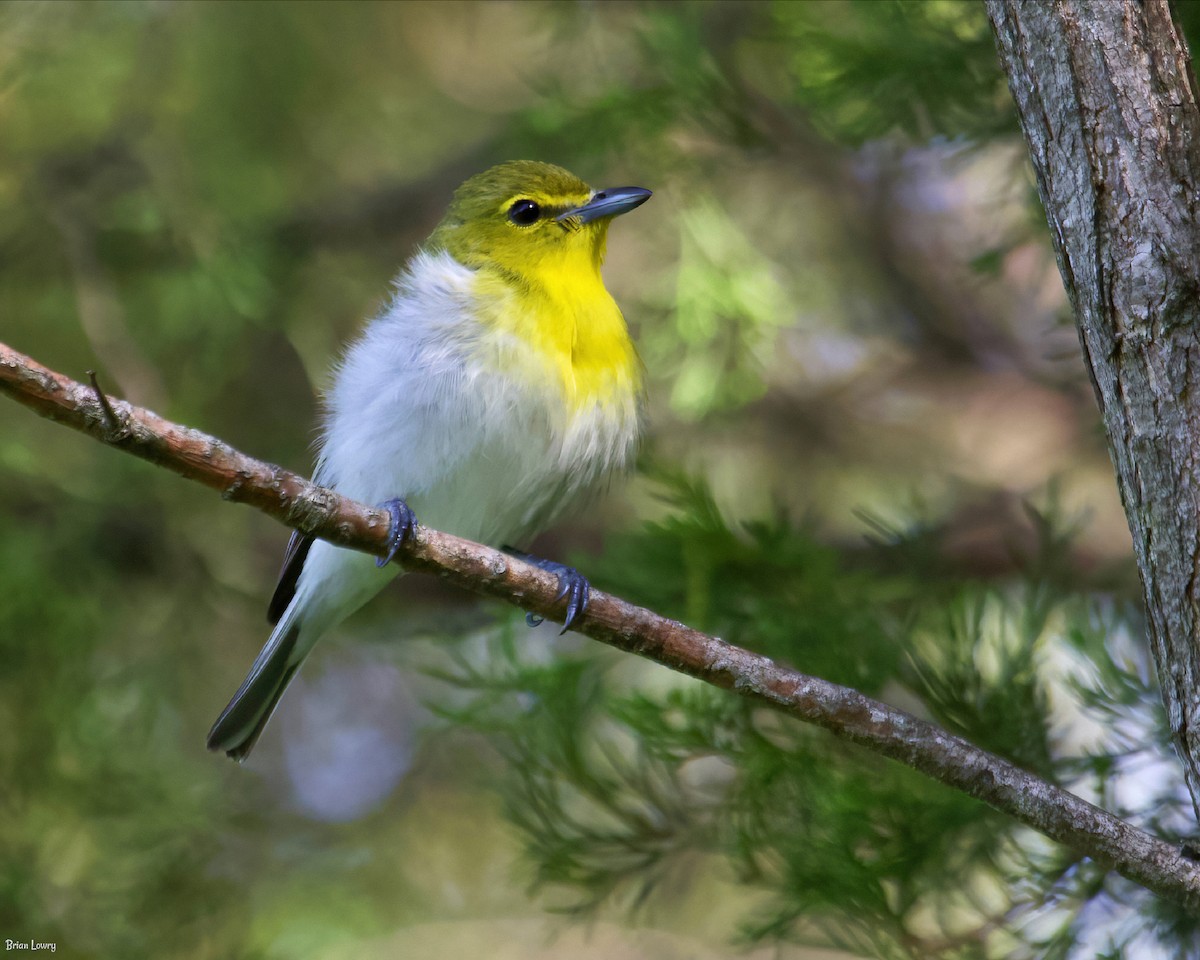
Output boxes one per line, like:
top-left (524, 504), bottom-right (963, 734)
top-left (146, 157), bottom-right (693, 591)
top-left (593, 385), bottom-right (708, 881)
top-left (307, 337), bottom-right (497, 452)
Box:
top-left (473, 252), bottom-right (641, 412)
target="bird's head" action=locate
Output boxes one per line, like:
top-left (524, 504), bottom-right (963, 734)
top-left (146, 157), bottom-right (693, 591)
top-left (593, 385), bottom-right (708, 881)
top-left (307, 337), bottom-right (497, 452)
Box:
top-left (428, 160), bottom-right (651, 284)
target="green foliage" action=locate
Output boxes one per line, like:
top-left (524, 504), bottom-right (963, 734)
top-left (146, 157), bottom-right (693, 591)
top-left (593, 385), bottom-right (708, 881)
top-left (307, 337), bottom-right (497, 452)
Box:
top-left (773, 0), bottom-right (1011, 144)
top-left (653, 200), bottom-right (793, 419)
top-left (905, 590), bottom-right (1057, 777)
top-left (3, 1), bottom-right (1195, 958)
top-left (433, 477), bottom-right (1197, 958)
top-left (592, 472), bottom-right (902, 690)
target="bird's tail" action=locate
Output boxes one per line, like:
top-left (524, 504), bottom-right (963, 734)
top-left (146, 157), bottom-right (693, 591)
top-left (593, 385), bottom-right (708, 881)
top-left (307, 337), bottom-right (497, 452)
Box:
top-left (207, 602), bottom-right (306, 762)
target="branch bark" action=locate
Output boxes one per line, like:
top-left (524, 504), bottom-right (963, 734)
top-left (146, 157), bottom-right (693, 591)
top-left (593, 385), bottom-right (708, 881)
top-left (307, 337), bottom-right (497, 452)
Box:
top-left (3, 339), bottom-right (1200, 909)
top-left (987, 0), bottom-right (1200, 821)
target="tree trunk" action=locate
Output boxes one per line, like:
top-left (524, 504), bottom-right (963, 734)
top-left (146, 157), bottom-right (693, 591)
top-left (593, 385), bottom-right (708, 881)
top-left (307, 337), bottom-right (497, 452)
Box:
top-left (987, 0), bottom-right (1200, 818)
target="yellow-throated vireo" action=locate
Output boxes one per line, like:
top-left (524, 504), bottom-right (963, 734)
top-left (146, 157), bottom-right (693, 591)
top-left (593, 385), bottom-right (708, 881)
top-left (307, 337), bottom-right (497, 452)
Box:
top-left (207, 161), bottom-right (651, 760)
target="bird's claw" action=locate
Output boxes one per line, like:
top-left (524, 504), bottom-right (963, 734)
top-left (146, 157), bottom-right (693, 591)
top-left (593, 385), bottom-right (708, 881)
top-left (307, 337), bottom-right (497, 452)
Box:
top-left (376, 497), bottom-right (418, 568)
top-left (503, 547), bottom-right (591, 633)
top-left (550, 564), bottom-right (590, 634)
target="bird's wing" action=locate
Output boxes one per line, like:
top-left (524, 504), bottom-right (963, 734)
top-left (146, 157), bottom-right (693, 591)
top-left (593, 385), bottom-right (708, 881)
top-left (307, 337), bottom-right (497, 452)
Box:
top-left (268, 529), bottom-right (314, 625)
top-left (268, 452), bottom-right (335, 624)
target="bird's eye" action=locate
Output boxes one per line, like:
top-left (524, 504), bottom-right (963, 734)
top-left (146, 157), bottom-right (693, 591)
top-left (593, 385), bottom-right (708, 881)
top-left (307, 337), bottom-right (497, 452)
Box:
top-left (508, 199), bottom-right (541, 225)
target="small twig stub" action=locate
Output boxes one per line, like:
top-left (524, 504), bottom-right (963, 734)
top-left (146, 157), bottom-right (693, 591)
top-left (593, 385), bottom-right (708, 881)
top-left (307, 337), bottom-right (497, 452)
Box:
top-left (87, 369), bottom-right (129, 441)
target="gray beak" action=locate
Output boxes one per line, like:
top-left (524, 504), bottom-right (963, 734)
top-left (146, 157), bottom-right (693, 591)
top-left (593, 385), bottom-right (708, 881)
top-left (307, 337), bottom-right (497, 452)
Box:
top-left (557, 186), bottom-right (652, 224)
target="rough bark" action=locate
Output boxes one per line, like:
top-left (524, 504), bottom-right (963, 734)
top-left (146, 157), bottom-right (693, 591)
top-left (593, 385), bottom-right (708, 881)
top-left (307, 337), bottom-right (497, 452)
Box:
top-left (988, 0), bottom-right (1200, 820)
top-left (4, 339), bottom-right (1200, 909)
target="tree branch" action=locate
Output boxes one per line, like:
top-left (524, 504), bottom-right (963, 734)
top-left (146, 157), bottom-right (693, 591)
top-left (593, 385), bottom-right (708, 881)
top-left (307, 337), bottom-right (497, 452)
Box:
top-left (987, 0), bottom-right (1200, 822)
top-left (3, 338), bottom-right (1199, 909)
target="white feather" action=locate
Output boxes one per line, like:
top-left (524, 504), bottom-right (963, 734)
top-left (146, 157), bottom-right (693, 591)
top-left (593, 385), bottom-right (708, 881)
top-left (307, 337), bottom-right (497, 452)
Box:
top-left (288, 248), bottom-right (639, 658)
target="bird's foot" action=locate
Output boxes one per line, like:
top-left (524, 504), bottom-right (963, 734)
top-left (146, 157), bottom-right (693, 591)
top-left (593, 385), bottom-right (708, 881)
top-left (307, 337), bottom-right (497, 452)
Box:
top-left (376, 497), bottom-right (418, 568)
top-left (503, 547), bottom-right (591, 634)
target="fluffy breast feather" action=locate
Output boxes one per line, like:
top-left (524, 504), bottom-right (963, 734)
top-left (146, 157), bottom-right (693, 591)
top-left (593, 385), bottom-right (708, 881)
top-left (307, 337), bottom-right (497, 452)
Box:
top-left (316, 249), bottom-right (640, 548)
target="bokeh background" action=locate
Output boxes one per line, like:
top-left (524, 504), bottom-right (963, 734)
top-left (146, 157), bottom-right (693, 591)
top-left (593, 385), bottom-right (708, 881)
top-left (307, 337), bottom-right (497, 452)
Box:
top-left (4, 2), bottom-right (1200, 957)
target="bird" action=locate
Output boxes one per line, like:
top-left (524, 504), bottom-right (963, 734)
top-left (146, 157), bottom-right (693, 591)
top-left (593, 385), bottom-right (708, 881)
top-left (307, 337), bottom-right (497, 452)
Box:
top-left (207, 160), bottom-right (650, 761)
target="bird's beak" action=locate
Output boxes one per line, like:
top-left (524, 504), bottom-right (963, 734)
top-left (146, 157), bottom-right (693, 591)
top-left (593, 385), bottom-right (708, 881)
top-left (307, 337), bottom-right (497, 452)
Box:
top-left (557, 186), bottom-right (652, 224)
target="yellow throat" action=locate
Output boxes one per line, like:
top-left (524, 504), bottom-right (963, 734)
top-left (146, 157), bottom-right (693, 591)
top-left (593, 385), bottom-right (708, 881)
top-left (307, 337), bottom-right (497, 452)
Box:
top-left (427, 161), bottom-right (648, 409)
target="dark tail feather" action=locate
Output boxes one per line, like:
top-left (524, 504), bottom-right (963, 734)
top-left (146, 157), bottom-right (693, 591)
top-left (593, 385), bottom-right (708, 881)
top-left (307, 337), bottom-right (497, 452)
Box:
top-left (207, 623), bottom-right (303, 762)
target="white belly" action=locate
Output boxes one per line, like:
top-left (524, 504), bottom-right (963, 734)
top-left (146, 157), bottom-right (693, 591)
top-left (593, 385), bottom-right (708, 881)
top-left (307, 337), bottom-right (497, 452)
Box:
top-left (289, 249), bottom-right (638, 638)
